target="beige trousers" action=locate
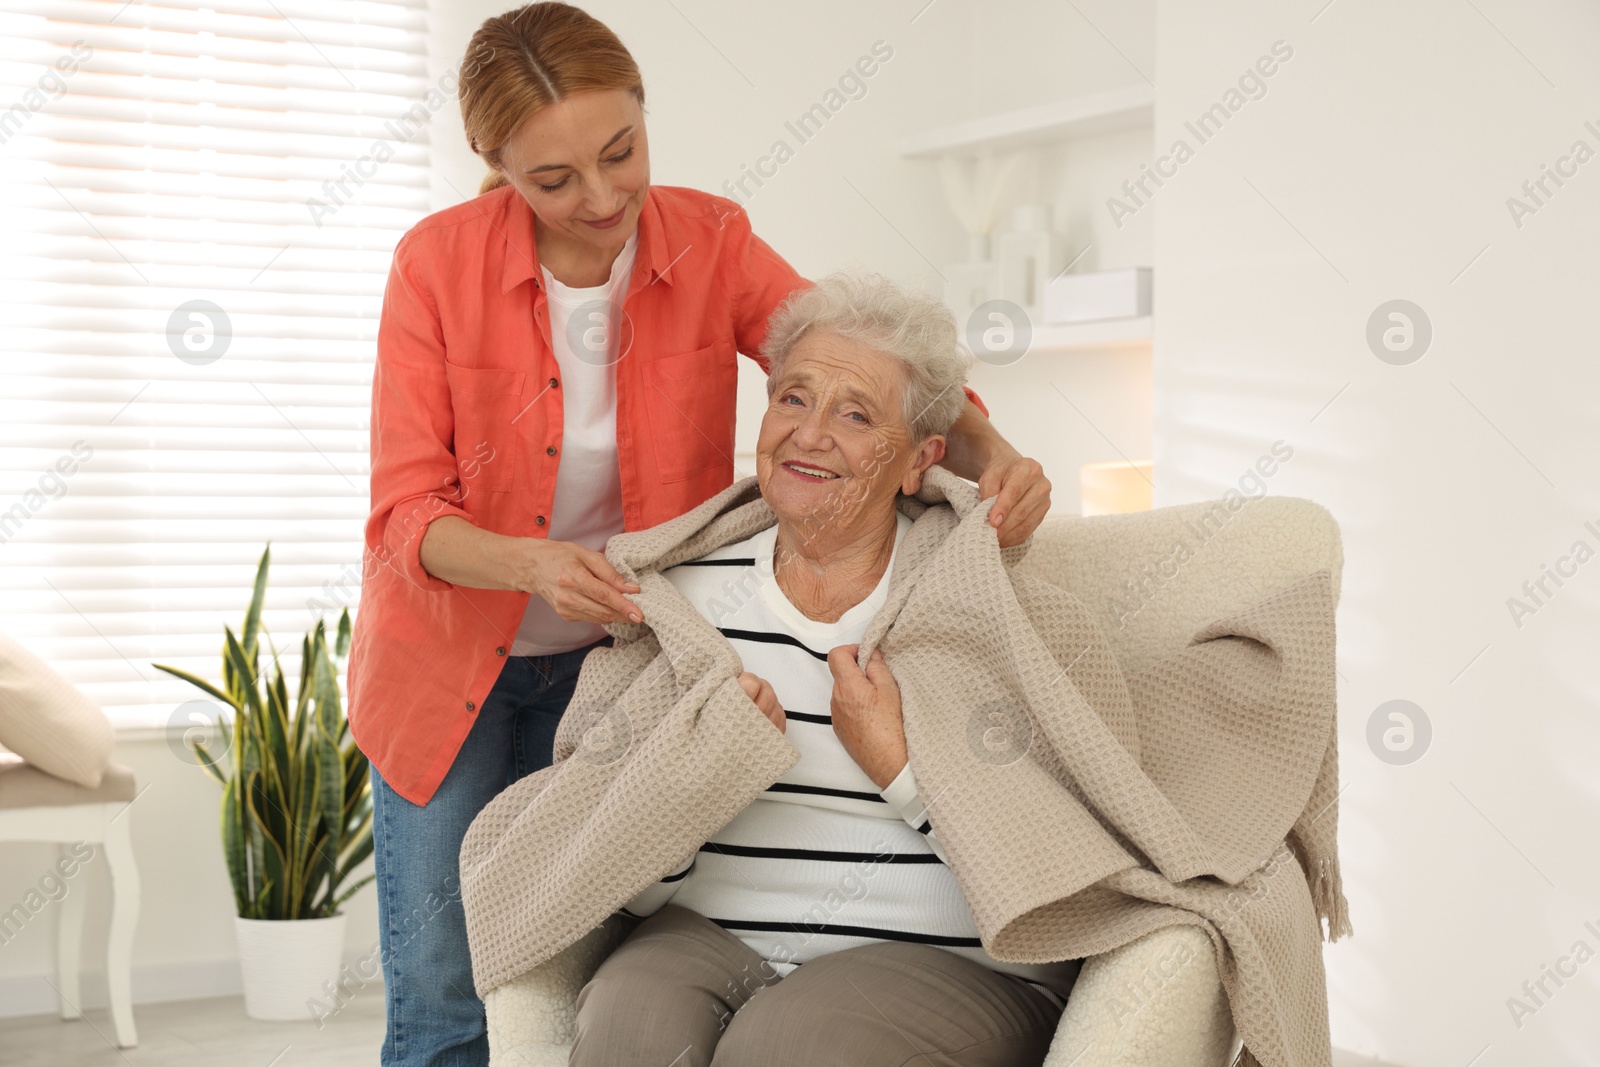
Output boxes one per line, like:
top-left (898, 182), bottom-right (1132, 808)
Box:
top-left (570, 904), bottom-right (1067, 1067)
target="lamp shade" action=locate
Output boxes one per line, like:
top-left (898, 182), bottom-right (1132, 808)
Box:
top-left (1080, 460), bottom-right (1153, 516)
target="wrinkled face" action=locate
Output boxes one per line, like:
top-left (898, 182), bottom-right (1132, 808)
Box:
top-left (494, 88), bottom-right (650, 259)
top-left (756, 331), bottom-right (945, 539)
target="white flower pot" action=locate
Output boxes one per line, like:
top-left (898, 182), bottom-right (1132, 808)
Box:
top-left (234, 913), bottom-right (347, 1021)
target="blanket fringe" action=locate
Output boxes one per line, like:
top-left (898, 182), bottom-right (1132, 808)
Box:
top-left (1309, 855), bottom-right (1354, 942)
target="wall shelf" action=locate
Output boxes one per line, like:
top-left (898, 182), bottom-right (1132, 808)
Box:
top-left (901, 84), bottom-right (1154, 158)
top-left (1038, 315), bottom-right (1151, 350)
top-left (980, 315), bottom-right (1152, 357)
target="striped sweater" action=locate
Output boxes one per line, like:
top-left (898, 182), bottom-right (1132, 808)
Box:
top-left (619, 512), bottom-right (1081, 1006)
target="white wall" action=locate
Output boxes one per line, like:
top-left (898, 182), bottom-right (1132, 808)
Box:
top-left (1154, 1), bottom-right (1600, 1065)
top-left (2, 0), bottom-right (1156, 1020)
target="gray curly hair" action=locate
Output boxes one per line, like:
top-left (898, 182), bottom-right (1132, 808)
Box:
top-left (760, 271), bottom-right (971, 443)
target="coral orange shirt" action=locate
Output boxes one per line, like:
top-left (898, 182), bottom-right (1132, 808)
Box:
top-left (347, 183), bottom-right (988, 806)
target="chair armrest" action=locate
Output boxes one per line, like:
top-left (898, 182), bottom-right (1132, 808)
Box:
top-left (1043, 924), bottom-right (1235, 1067)
top-left (484, 913), bottom-right (637, 1067)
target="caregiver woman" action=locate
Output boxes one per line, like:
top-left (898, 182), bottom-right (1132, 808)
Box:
top-left (346, 3), bottom-right (1052, 1065)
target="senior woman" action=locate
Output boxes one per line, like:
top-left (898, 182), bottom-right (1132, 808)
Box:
top-left (348, 4), bottom-right (1053, 1066)
top-left (565, 272), bottom-right (1080, 1067)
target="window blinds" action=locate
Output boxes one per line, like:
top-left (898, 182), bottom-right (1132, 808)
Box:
top-left (0, 0), bottom-right (433, 727)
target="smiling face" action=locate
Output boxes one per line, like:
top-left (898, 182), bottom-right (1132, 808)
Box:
top-left (492, 88), bottom-right (650, 273)
top-left (756, 331), bottom-right (947, 544)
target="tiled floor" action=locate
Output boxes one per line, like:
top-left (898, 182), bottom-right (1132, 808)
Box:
top-left (0, 993), bottom-right (384, 1066)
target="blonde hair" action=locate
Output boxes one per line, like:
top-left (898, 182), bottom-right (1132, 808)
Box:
top-left (459, 2), bottom-right (645, 196)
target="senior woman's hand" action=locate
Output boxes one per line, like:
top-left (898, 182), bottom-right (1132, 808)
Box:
top-left (736, 672), bottom-right (786, 734)
top-left (826, 644), bottom-right (907, 789)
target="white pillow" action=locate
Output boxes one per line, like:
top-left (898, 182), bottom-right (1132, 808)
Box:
top-left (0, 634), bottom-right (114, 787)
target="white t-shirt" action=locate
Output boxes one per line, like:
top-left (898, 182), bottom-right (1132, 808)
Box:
top-left (619, 513), bottom-right (1082, 1008)
top-left (510, 233), bottom-right (637, 656)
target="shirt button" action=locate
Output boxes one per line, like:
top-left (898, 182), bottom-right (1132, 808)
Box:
top-left (495, 646), bottom-right (506, 656)
top-left (549, 377), bottom-right (559, 388)
top-left (546, 446), bottom-right (557, 456)
top-left (535, 515), bottom-right (546, 526)
top-left (466, 701), bottom-right (476, 712)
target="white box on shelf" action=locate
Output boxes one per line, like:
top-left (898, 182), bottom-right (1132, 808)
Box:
top-left (1045, 267), bottom-right (1151, 325)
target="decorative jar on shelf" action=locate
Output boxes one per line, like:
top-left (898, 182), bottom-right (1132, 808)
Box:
top-left (996, 204), bottom-right (1066, 311)
top-left (944, 233), bottom-right (1000, 318)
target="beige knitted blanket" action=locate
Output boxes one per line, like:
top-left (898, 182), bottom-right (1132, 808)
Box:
top-left (459, 466), bottom-right (1350, 1067)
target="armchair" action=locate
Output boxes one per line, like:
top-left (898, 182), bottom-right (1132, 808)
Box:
top-left (481, 493), bottom-right (1342, 1067)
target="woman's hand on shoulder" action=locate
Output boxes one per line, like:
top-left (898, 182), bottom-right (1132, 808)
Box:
top-left (511, 539), bottom-right (643, 625)
top-left (977, 450), bottom-right (1052, 548)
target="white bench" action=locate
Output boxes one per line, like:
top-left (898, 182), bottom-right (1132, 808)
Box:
top-left (0, 754), bottom-right (141, 1048)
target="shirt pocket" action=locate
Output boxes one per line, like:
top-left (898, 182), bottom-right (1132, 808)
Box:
top-left (443, 362), bottom-right (525, 493)
top-left (643, 340), bottom-right (737, 484)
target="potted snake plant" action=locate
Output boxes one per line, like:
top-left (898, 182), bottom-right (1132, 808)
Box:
top-left (155, 545), bottom-right (374, 1021)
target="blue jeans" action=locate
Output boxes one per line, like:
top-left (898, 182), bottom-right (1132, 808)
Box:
top-left (369, 639), bottom-right (608, 1067)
